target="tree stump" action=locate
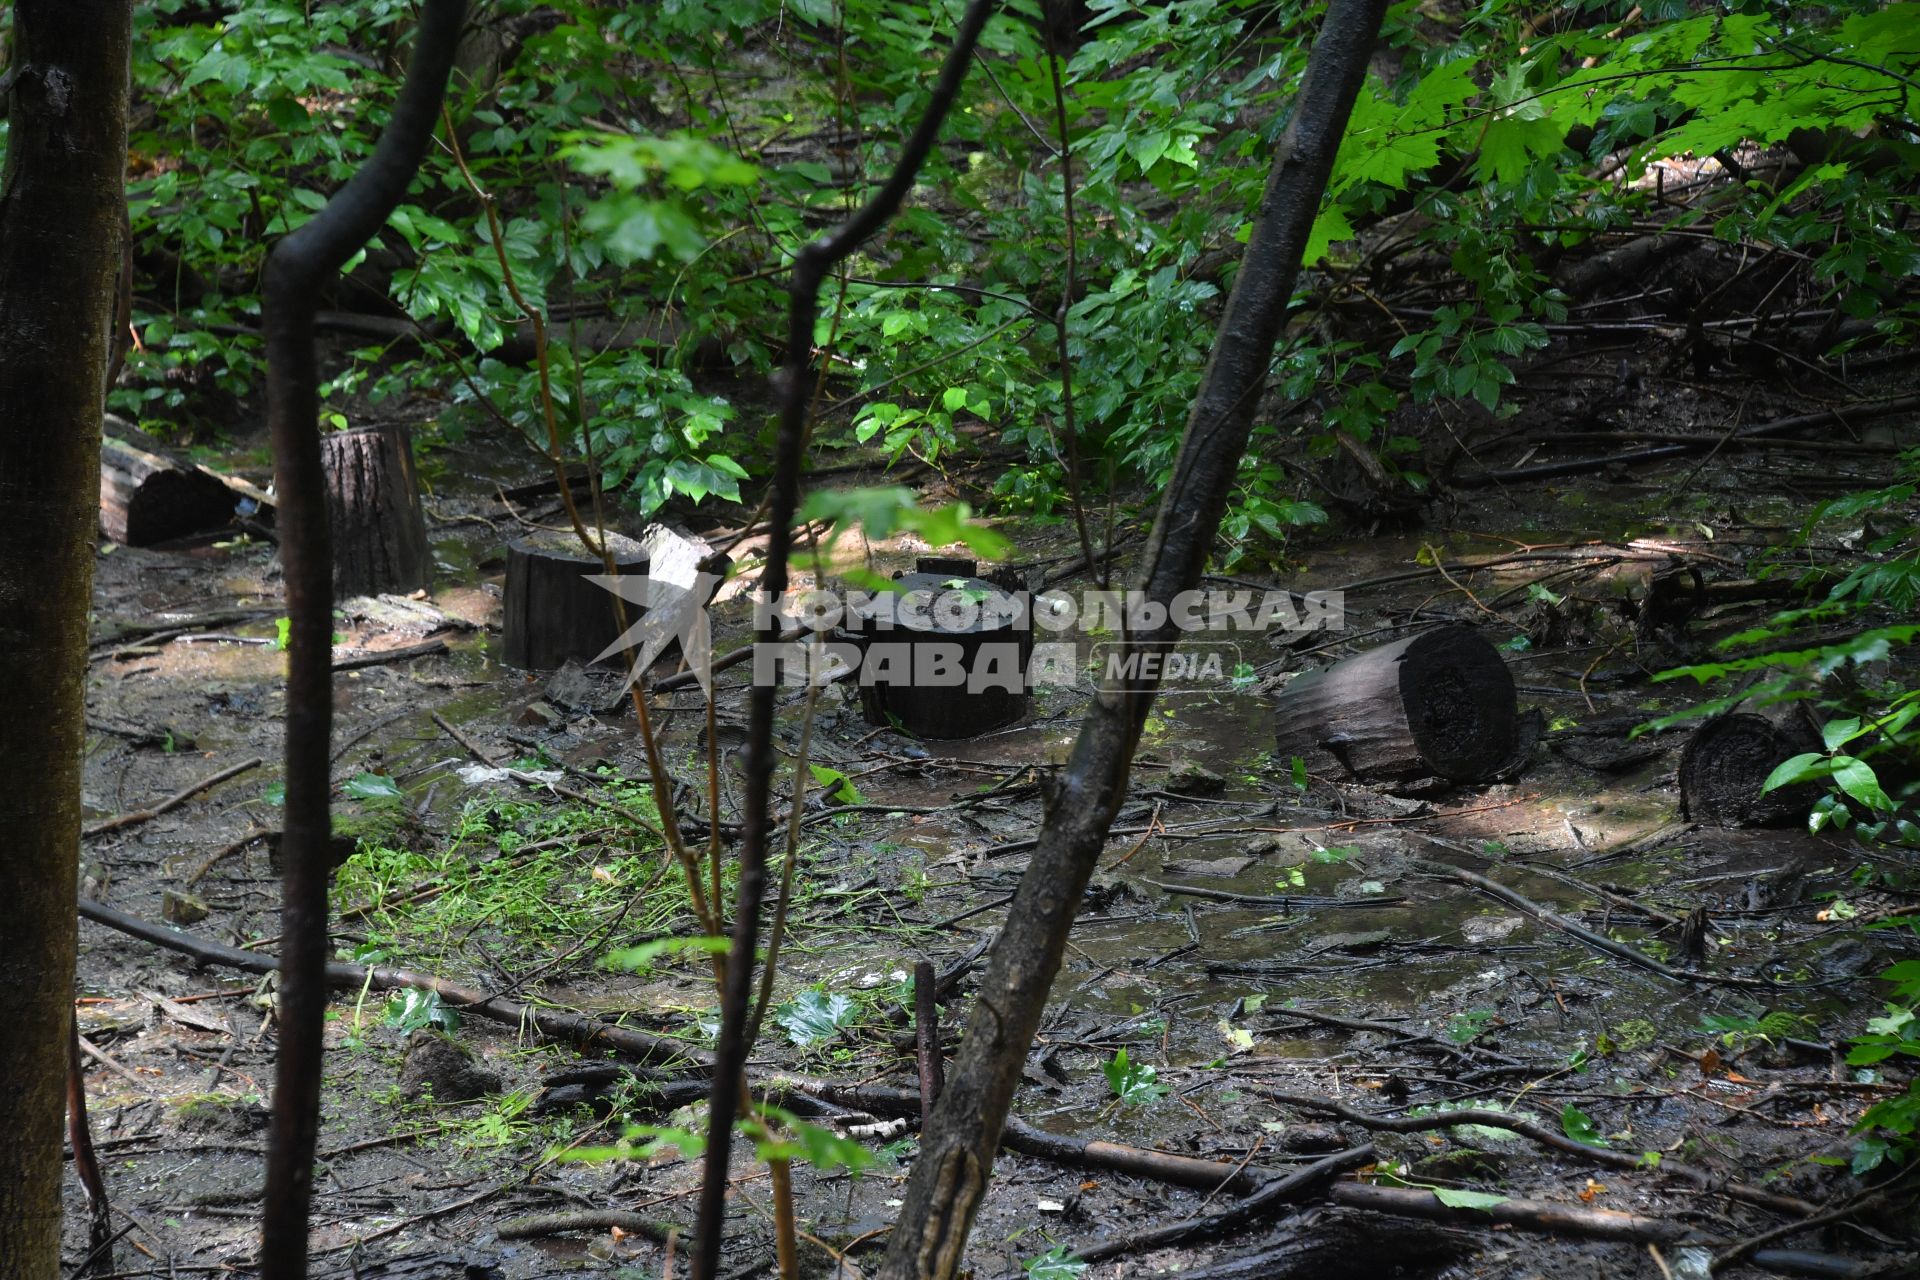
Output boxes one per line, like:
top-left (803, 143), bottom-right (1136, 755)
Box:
top-left (1272, 625), bottom-right (1520, 782)
top-left (843, 561), bottom-right (1032, 740)
top-left (502, 528), bottom-right (647, 670)
top-left (99, 435), bottom-right (237, 545)
top-left (1680, 708), bottom-right (1822, 827)
top-left (321, 423), bottom-right (432, 597)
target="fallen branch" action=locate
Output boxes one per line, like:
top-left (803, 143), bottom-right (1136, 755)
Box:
top-left (1451, 394), bottom-right (1920, 488)
top-left (1333, 1181), bottom-right (1695, 1241)
top-left (430, 709), bottom-right (497, 765)
top-left (1262, 1003), bottom-right (1524, 1066)
top-left (1255, 1087), bottom-right (1819, 1217)
top-left (88, 607), bottom-right (276, 650)
top-left (1071, 1144), bottom-right (1377, 1263)
top-left (565, 1068), bottom-right (1343, 1205)
top-left (497, 1209), bottom-right (677, 1242)
top-left (81, 757), bottom-right (263, 839)
top-left (1326, 1185), bottom-right (1888, 1279)
top-left (184, 827), bottom-right (271, 888)
top-left (77, 896), bottom-right (711, 1069)
top-left (1132, 876), bottom-right (1396, 910)
top-left (1411, 850), bottom-right (1795, 989)
top-left (652, 626), bottom-right (803, 693)
top-left (332, 635), bottom-right (449, 670)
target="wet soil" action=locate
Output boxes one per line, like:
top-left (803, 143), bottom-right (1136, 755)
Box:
top-left (66, 355), bottom-right (1920, 1279)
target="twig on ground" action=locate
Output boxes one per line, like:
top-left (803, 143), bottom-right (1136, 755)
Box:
top-left (82, 757), bottom-right (263, 839)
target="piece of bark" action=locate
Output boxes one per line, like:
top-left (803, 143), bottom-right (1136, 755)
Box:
top-left (501, 527), bottom-right (647, 670)
top-left (1273, 625), bottom-right (1521, 782)
top-left (99, 435), bottom-right (237, 545)
top-left (320, 422), bottom-right (432, 596)
top-left (1680, 707), bottom-right (1823, 827)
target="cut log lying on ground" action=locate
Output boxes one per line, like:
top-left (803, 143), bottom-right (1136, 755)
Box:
top-left (1272, 624), bottom-right (1522, 782)
top-left (502, 527), bottom-right (648, 669)
top-left (1680, 707), bottom-right (1823, 827)
top-left (321, 422), bottom-right (433, 596)
top-left (100, 434), bottom-right (239, 546)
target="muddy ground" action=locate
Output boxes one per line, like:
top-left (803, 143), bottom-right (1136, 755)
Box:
top-left (65, 345), bottom-right (1920, 1279)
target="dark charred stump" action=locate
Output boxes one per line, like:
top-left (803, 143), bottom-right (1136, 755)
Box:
top-left (1680, 708), bottom-right (1822, 827)
top-left (321, 423), bottom-right (432, 596)
top-left (1272, 625), bottom-right (1520, 782)
top-left (99, 435), bottom-right (236, 545)
top-left (502, 527), bottom-right (647, 670)
top-left (843, 559), bottom-right (1032, 740)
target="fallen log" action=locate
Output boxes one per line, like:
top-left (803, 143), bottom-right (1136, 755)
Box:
top-left (321, 423), bottom-right (433, 596)
top-left (1272, 625), bottom-right (1521, 782)
top-left (99, 434), bottom-right (238, 545)
top-left (1680, 707), bottom-right (1823, 828)
top-left (502, 527), bottom-right (647, 670)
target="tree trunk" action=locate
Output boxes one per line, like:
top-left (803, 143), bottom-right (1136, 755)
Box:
top-left (692, 2), bottom-right (1000, 1274)
top-left (320, 422), bottom-right (432, 596)
top-left (1272, 625), bottom-right (1520, 782)
top-left (501, 527), bottom-right (648, 669)
top-left (1680, 707), bottom-right (1823, 827)
top-left (259, 5), bottom-right (463, 1279)
top-left (99, 433), bottom-right (236, 545)
top-left (875, 2), bottom-right (1389, 1275)
top-left (0, 5), bottom-right (132, 1277)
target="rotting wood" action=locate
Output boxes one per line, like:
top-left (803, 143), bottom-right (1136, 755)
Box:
top-left (77, 895), bottom-right (711, 1068)
top-left (1272, 625), bottom-right (1523, 782)
top-left (1681, 706), bottom-right (1824, 828)
top-left (915, 958), bottom-right (942, 1125)
top-left (99, 434), bottom-right (238, 546)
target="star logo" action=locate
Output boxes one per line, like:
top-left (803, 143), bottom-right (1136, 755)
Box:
top-left (585, 569), bottom-right (723, 696)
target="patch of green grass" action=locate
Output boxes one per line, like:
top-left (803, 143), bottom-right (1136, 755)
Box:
top-left (334, 787), bottom-right (682, 972)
